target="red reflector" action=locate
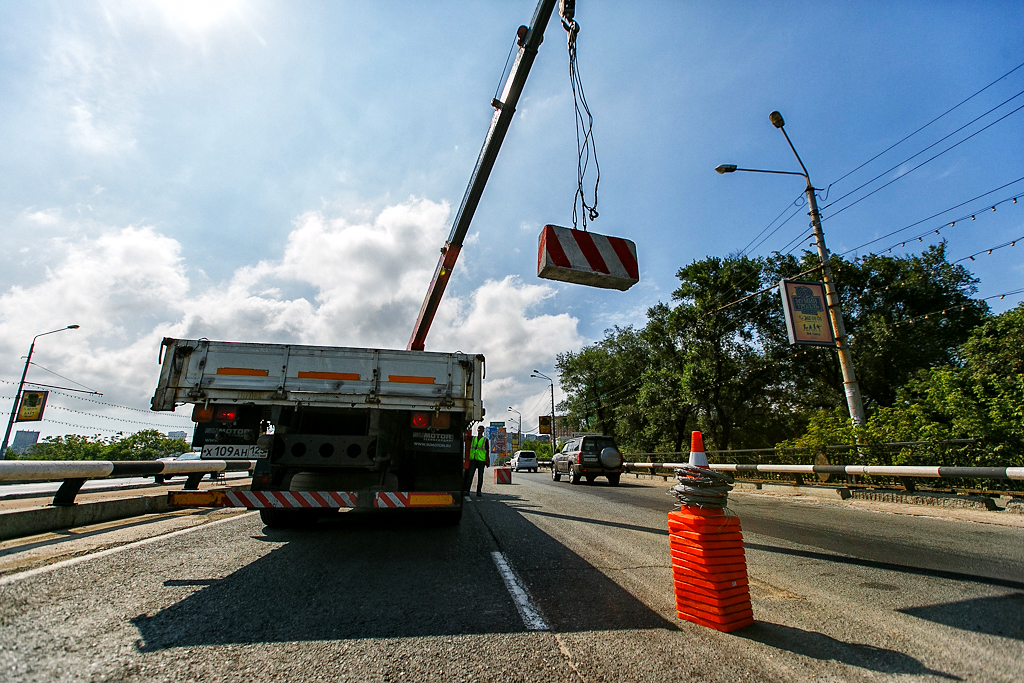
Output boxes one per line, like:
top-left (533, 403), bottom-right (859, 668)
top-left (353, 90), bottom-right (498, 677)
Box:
top-left (411, 412), bottom-right (430, 428)
top-left (214, 406), bottom-right (238, 422)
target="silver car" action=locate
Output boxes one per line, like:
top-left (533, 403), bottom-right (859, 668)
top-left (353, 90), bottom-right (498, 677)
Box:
top-left (509, 450), bottom-right (538, 473)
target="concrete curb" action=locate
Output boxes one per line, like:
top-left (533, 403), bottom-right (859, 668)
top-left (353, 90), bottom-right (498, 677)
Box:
top-left (0, 494), bottom-right (172, 541)
top-left (850, 489), bottom-right (998, 511)
top-left (1004, 498), bottom-right (1024, 515)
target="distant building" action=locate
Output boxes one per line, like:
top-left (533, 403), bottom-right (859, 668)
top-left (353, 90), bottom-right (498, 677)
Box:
top-left (167, 431), bottom-right (188, 440)
top-left (11, 430), bottom-right (39, 453)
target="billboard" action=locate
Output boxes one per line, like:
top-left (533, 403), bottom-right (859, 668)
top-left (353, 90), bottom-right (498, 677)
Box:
top-left (16, 391), bottom-right (48, 422)
top-left (538, 416), bottom-right (551, 434)
top-left (780, 280), bottom-right (836, 346)
top-left (489, 427), bottom-right (506, 455)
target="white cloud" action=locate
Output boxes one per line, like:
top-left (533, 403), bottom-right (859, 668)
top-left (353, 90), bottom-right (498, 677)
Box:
top-left (0, 198), bottom-right (582, 435)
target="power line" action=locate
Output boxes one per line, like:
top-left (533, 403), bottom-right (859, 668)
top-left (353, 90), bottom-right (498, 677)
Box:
top-left (840, 178), bottom-right (1024, 256)
top-left (890, 288), bottom-right (1022, 329)
top-left (739, 191), bottom-right (805, 256)
top-left (822, 89), bottom-right (1024, 211)
top-left (951, 234), bottom-right (1022, 266)
top-left (824, 100), bottom-right (1024, 220)
top-left (825, 59), bottom-right (1024, 192)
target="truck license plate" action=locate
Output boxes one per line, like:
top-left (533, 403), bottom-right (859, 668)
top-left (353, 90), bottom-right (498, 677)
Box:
top-left (201, 444), bottom-right (265, 459)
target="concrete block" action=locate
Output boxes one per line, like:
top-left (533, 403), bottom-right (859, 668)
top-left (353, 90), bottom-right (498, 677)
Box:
top-left (1005, 497), bottom-right (1024, 515)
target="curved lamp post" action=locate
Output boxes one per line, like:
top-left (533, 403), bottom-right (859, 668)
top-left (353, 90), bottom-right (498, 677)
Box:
top-left (507, 406), bottom-right (522, 449)
top-left (1, 325), bottom-right (80, 459)
top-left (529, 370), bottom-right (557, 456)
top-left (716, 111), bottom-right (866, 427)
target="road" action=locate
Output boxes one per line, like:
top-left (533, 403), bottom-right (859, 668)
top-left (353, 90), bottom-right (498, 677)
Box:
top-left (1, 473), bottom-right (1021, 682)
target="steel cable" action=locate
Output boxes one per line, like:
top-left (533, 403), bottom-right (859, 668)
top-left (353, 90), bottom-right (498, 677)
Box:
top-left (669, 464), bottom-right (735, 509)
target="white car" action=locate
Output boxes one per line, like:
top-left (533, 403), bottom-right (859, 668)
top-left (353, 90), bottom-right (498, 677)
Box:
top-left (509, 450), bottom-right (538, 473)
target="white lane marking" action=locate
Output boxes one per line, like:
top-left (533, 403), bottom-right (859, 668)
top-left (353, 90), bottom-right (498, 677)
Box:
top-left (491, 550), bottom-right (549, 631)
top-left (0, 512), bottom-right (257, 587)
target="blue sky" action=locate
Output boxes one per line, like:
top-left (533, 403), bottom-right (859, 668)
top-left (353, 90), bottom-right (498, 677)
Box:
top-left (0, 0), bottom-right (1021, 440)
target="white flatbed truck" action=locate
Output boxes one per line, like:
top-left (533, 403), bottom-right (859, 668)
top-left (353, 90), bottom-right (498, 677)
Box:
top-left (152, 338), bottom-right (484, 526)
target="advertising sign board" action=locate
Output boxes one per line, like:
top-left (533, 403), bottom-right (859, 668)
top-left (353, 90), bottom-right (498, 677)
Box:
top-left (780, 280), bottom-right (836, 346)
top-left (538, 416), bottom-right (551, 434)
top-left (16, 391), bottom-right (48, 422)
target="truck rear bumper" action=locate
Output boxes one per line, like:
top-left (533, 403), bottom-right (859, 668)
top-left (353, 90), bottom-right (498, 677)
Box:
top-left (169, 489), bottom-right (461, 509)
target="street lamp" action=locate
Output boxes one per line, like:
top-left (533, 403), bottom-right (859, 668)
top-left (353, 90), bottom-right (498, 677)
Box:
top-left (529, 370), bottom-right (557, 457)
top-left (507, 406), bottom-right (522, 448)
top-left (1, 325), bottom-right (81, 459)
top-left (716, 110), bottom-right (866, 427)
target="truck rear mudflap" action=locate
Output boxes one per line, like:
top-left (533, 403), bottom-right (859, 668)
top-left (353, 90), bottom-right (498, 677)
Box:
top-left (169, 489), bottom-right (461, 510)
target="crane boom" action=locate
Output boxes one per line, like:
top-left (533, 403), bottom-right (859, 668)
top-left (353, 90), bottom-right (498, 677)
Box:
top-left (408, 0), bottom-right (560, 351)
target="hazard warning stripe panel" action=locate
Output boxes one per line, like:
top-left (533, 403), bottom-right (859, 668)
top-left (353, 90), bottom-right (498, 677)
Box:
top-left (374, 492), bottom-right (457, 508)
top-left (169, 490), bottom-right (358, 509)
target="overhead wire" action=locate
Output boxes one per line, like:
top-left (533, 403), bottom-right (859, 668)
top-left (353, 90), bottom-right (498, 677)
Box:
top-left (839, 177), bottom-right (1024, 256)
top-left (889, 288), bottom-right (1024, 329)
top-left (27, 363), bottom-right (98, 393)
top-left (824, 59), bottom-right (1024, 192)
top-left (824, 99), bottom-right (1024, 220)
top-left (739, 191), bottom-right (805, 256)
top-left (951, 234), bottom-right (1022, 266)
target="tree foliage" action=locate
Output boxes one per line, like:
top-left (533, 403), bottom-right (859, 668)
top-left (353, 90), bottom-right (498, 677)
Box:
top-left (556, 245), bottom-right (1014, 458)
top-left (12, 430), bottom-right (191, 461)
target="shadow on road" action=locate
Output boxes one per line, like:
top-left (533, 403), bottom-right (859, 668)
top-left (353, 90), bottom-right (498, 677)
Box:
top-left (131, 493), bottom-right (676, 650)
top-left (898, 593), bottom-right (1024, 640)
top-left (745, 542), bottom-right (1024, 590)
top-left (738, 622), bottom-right (962, 680)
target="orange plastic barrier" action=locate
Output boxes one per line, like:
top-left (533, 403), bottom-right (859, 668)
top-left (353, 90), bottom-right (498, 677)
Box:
top-left (669, 507), bottom-right (754, 632)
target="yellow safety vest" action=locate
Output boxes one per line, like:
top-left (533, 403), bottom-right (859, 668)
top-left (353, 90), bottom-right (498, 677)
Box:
top-left (470, 436), bottom-right (488, 461)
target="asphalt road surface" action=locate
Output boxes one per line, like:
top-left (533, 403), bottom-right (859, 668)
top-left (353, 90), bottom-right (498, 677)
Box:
top-left (1, 473), bottom-right (1021, 682)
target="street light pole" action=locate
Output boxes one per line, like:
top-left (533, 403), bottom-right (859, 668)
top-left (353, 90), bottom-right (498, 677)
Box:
top-left (1, 325), bottom-right (80, 459)
top-left (507, 407), bottom-right (522, 449)
top-left (716, 110), bottom-right (866, 427)
top-left (530, 370), bottom-right (557, 457)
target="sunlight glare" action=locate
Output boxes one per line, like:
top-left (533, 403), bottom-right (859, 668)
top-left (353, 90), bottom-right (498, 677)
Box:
top-left (153, 0), bottom-right (242, 32)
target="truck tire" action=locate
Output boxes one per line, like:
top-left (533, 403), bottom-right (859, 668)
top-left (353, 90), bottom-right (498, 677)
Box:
top-left (552, 468), bottom-right (561, 482)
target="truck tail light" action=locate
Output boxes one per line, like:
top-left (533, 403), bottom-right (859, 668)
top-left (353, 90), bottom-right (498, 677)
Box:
top-left (411, 412), bottom-right (430, 428)
top-left (213, 406), bottom-right (238, 423)
top-left (192, 405), bottom-right (214, 422)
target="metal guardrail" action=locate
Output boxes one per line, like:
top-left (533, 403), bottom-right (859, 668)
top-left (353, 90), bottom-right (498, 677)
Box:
top-left (539, 460), bottom-right (1024, 490)
top-left (0, 459), bottom-right (256, 506)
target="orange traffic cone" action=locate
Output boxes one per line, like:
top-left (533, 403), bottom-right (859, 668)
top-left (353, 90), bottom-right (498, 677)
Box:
top-left (688, 430), bottom-right (709, 469)
top-left (668, 431), bottom-right (753, 632)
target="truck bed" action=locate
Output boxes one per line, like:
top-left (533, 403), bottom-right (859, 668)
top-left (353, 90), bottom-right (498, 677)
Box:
top-left (151, 338), bottom-right (484, 418)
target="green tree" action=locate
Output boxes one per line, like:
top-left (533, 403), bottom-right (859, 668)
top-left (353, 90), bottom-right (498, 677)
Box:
top-left (107, 430), bottom-right (190, 461)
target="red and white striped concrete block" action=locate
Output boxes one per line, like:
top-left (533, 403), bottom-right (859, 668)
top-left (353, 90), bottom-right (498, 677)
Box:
top-left (494, 467), bottom-right (512, 484)
top-left (537, 224), bottom-right (639, 291)
top-left (225, 490), bottom-right (357, 508)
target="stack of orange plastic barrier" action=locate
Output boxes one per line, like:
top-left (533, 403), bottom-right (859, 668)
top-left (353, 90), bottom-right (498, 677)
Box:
top-left (668, 506), bottom-right (753, 631)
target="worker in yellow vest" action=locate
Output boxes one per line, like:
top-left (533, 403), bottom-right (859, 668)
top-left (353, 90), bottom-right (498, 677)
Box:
top-left (464, 424), bottom-right (490, 498)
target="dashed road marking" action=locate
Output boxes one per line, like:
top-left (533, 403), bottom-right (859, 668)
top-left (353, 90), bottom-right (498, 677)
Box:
top-left (491, 550), bottom-right (549, 631)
